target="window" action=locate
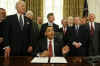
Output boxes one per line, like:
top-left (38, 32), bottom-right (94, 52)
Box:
top-left (0, 0), bottom-right (18, 15)
top-left (43, 0), bottom-right (63, 27)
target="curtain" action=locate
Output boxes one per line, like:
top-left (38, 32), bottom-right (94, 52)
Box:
top-left (25, 0), bottom-right (43, 22)
top-left (63, 0), bottom-right (85, 18)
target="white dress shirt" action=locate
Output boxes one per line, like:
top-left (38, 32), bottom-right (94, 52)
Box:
top-left (75, 24), bottom-right (80, 30)
top-left (17, 13), bottom-right (24, 26)
top-left (37, 39), bottom-right (55, 57)
top-left (48, 22), bottom-right (53, 26)
top-left (63, 27), bottom-right (67, 32)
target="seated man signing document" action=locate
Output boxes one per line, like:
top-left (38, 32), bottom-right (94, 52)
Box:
top-left (36, 26), bottom-right (70, 57)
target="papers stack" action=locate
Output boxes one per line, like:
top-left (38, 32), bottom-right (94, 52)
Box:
top-left (31, 57), bottom-right (67, 63)
top-left (31, 57), bottom-right (48, 63)
top-left (50, 57), bottom-right (67, 63)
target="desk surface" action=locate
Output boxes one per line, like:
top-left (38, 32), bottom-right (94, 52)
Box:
top-left (0, 56), bottom-right (100, 66)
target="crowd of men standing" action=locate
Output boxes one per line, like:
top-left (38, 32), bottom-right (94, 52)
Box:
top-left (0, 1), bottom-right (100, 58)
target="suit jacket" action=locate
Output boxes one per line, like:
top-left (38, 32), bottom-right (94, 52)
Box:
top-left (84, 22), bottom-right (100, 56)
top-left (68, 25), bottom-right (89, 47)
top-left (0, 20), bottom-right (6, 37)
top-left (32, 22), bottom-right (39, 48)
top-left (66, 25), bottom-right (89, 56)
top-left (40, 23), bottom-right (59, 38)
top-left (36, 38), bottom-right (64, 56)
top-left (59, 27), bottom-right (67, 36)
top-left (5, 14), bottom-right (33, 56)
top-left (60, 27), bottom-right (70, 44)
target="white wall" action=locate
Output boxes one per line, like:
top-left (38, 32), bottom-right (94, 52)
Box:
top-left (88, 0), bottom-right (100, 23)
top-left (0, 0), bottom-right (18, 16)
top-left (43, 0), bottom-right (63, 27)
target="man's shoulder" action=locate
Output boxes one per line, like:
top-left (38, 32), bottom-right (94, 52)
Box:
top-left (41, 23), bottom-right (48, 28)
top-left (7, 14), bottom-right (17, 18)
top-left (42, 23), bottom-right (48, 25)
top-left (53, 23), bottom-right (59, 27)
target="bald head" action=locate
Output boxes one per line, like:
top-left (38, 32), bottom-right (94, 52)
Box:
top-left (16, 1), bottom-right (26, 15)
top-left (88, 13), bottom-right (95, 22)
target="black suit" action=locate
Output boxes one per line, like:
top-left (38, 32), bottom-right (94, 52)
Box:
top-left (67, 25), bottom-right (89, 56)
top-left (59, 27), bottom-right (67, 36)
top-left (36, 38), bottom-right (64, 56)
top-left (0, 20), bottom-right (7, 56)
top-left (5, 14), bottom-right (33, 56)
top-left (60, 27), bottom-right (70, 45)
top-left (40, 23), bottom-right (59, 38)
top-left (84, 22), bottom-right (100, 56)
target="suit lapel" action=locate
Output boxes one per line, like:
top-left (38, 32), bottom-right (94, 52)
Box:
top-left (43, 38), bottom-right (48, 50)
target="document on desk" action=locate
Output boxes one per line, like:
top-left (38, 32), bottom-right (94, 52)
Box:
top-left (31, 57), bottom-right (49, 63)
top-left (50, 57), bottom-right (67, 63)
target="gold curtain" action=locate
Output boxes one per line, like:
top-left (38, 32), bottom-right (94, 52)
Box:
top-left (63, 0), bottom-right (85, 18)
top-left (25, 0), bottom-right (43, 22)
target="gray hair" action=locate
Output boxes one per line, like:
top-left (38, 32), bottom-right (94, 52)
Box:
top-left (26, 10), bottom-right (33, 16)
top-left (16, 1), bottom-right (25, 9)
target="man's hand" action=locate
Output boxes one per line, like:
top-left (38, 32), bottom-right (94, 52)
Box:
top-left (62, 45), bottom-right (70, 55)
top-left (0, 37), bottom-right (4, 44)
top-left (27, 46), bottom-right (33, 53)
top-left (4, 48), bottom-right (11, 58)
top-left (40, 50), bottom-right (49, 57)
top-left (73, 42), bottom-right (81, 48)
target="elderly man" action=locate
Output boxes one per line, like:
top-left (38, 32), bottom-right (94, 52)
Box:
top-left (66, 17), bottom-right (89, 56)
top-left (84, 13), bottom-right (100, 56)
top-left (67, 16), bottom-right (74, 27)
top-left (60, 19), bottom-right (68, 35)
top-left (26, 10), bottom-right (33, 20)
top-left (5, 1), bottom-right (35, 57)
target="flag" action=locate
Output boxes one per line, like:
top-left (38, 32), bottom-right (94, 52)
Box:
top-left (83, 0), bottom-right (88, 17)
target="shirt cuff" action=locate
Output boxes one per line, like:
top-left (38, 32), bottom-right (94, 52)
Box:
top-left (3, 46), bottom-right (10, 49)
top-left (79, 42), bottom-right (82, 46)
top-left (37, 53), bottom-right (40, 57)
top-left (72, 41), bottom-right (76, 46)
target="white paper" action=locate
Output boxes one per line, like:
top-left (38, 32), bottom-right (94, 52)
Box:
top-left (30, 57), bottom-right (49, 63)
top-left (50, 57), bottom-right (67, 63)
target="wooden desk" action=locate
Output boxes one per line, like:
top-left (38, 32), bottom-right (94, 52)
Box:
top-left (0, 56), bottom-right (100, 66)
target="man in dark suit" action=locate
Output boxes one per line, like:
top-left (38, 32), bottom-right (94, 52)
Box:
top-left (0, 8), bottom-right (7, 56)
top-left (60, 19), bottom-right (68, 36)
top-left (40, 13), bottom-right (59, 38)
top-left (4, 1), bottom-right (34, 57)
top-left (67, 17), bottom-right (89, 56)
top-left (84, 13), bottom-right (100, 56)
top-left (36, 26), bottom-right (70, 57)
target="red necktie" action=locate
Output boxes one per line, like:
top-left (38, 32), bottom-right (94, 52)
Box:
top-left (49, 40), bottom-right (53, 57)
top-left (90, 22), bottom-right (94, 36)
